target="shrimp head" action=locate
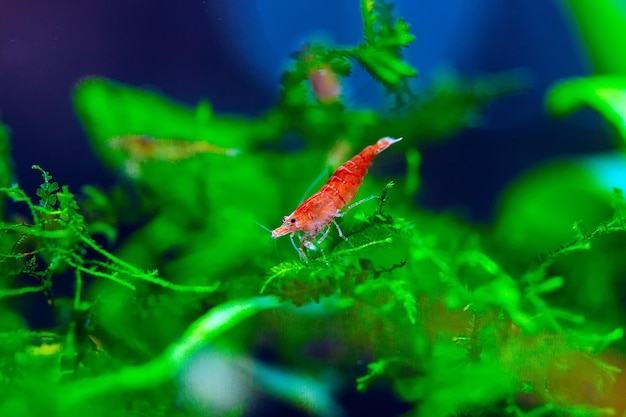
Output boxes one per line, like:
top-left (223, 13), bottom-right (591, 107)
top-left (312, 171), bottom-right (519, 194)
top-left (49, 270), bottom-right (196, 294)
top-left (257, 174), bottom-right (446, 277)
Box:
top-left (271, 214), bottom-right (302, 238)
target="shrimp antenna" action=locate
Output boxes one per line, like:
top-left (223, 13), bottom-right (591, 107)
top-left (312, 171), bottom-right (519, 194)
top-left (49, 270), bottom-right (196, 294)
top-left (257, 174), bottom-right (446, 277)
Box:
top-left (255, 221), bottom-right (274, 233)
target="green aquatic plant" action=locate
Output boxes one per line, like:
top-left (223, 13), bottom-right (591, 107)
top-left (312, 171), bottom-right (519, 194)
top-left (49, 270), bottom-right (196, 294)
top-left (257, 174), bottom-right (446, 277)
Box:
top-left (0, 165), bottom-right (220, 295)
top-left (2, 1), bottom-right (626, 417)
top-left (559, 0), bottom-right (626, 75)
top-left (547, 0), bottom-right (626, 143)
top-left (547, 75), bottom-right (626, 142)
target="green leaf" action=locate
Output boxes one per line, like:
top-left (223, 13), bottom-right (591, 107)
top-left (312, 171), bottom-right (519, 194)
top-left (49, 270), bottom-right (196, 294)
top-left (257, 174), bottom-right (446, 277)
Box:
top-left (0, 285), bottom-right (49, 299)
top-left (32, 165), bottom-right (59, 209)
top-left (546, 75), bottom-right (626, 143)
top-left (360, 0), bottom-right (376, 44)
top-left (526, 276), bottom-right (564, 295)
top-left (357, 358), bottom-right (397, 391)
top-left (356, 46), bottom-right (418, 88)
top-left (61, 296), bottom-right (282, 404)
top-left (559, 0), bottom-right (626, 74)
top-left (386, 19), bottom-right (416, 48)
top-left (356, 0), bottom-right (417, 92)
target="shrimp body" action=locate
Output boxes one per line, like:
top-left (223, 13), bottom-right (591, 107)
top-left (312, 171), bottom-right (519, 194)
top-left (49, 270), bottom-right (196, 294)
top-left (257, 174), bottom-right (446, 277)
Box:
top-left (110, 135), bottom-right (239, 161)
top-left (309, 64), bottom-right (341, 103)
top-left (271, 137), bottom-right (402, 256)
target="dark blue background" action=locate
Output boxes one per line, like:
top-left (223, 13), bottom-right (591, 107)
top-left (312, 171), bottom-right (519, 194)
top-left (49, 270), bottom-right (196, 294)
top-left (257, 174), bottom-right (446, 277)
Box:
top-left (0, 0), bottom-right (611, 221)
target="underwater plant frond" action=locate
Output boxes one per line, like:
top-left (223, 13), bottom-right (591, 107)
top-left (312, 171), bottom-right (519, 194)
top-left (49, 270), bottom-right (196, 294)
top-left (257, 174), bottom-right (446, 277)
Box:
top-left (32, 165), bottom-right (59, 210)
top-left (261, 260), bottom-right (308, 294)
top-left (355, 0), bottom-right (417, 92)
top-left (384, 210), bottom-right (626, 415)
top-left (377, 181), bottom-right (395, 215)
top-left (356, 46), bottom-right (417, 89)
top-left (546, 75), bottom-right (626, 143)
top-left (0, 167), bottom-right (222, 295)
top-left (359, 0), bottom-right (416, 49)
top-left (527, 212), bottom-right (626, 281)
top-left (356, 273), bottom-right (416, 324)
top-left (360, 0), bottom-right (376, 44)
top-left (261, 239), bottom-right (401, 306)
top-left (277, 0), bottom-right (418, 120)
top-left (331, 236), bottom-right (393, 257)
top-left (356, 357), bottom-right (408, 392)
top-left (0, 283), bottom-right (50, 299)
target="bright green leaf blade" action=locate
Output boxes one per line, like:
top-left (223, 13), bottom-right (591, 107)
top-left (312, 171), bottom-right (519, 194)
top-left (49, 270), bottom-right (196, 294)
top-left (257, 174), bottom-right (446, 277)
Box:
top-left (356, 47), bottom-right (418, 88)
top-left (169, 296), bottom-right (282, 361)
top-left (546, 75), bottom-right (626, 142)
top-left (60, 296), bottom-right (282, 406)
top-left (560, 0), bottom-right (626, 75)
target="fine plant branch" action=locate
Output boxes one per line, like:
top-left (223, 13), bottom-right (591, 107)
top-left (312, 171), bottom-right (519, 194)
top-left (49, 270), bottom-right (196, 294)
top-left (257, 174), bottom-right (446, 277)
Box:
top-left (260, 261), bottom-right (307, 294)
top-left (378, 181), bottom-right (395, 215)
top-left (65, 259), bottom-right (136, 291)
top-left (260, 237), bottom-right (393, 294)
top-left (0, 169), bottom-right (221, 294)
top-left (526, 217), bottom-right (626, 283)
top-left (332, 236), bottom-right (393, 257)
top-left (61, 268), bottom-right (85, 377)
top-left (0, 284), bottom-right (50, 299)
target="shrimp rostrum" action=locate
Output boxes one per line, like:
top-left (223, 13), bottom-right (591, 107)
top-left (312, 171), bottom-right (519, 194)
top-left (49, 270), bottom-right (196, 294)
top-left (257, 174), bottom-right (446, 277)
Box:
top-left (271, 137), bottom-right (402, 260)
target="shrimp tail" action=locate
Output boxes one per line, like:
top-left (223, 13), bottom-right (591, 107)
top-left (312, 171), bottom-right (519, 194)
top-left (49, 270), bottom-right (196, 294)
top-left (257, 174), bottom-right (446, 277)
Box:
top-left (322, 137), bottom-right (402, 208)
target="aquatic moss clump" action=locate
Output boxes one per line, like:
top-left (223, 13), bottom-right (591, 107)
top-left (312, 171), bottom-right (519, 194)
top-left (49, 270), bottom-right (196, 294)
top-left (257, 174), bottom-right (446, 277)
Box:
top-left (2, 1), bottom-right (626, 416)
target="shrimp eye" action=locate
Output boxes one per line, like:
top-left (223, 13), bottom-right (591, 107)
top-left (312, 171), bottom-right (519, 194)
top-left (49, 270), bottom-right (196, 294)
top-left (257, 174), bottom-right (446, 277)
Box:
top-left (290, 218), bottom-right (296, 223)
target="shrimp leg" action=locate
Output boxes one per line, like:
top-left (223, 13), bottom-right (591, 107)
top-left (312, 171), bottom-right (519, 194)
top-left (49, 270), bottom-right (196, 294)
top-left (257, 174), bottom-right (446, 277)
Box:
top-left (290, 234), bottom-right (308, 261)
top-left (297, 233), bottom-right (330, 264)
top-left (317, 224), bottom-right (332, 244)
top-left (330, 195), bottom-right (378, 247)
top-left (332, 220), bottom-right (353, 247)
top-left (340, 195), bottom-right (380, 215)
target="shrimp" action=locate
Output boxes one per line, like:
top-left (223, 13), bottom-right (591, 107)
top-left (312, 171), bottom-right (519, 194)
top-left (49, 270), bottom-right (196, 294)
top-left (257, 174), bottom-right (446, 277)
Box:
top-left (109, 135), bottom-right (239, 161)
top-left (308, 64), bottom-right (342, 103)
top-left (109, 134), bottom-right (240, 177)
top-left (299, 44), bottom-right (342, 104)
top-left (271, 137), bottom-right (402, 260)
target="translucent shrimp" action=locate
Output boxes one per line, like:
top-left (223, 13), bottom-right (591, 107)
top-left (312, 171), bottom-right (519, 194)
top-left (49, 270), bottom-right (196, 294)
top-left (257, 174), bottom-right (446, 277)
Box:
top-left (109, 134), bottom-right (240, 177)
top-left (299, 44), bottom-right (343, 104)
top-left (308, 64), bottom-right (342, 104)
top-left (271, 137), bottom-right (402, 260)
top-left (109, 135), bottom-right (239, 162)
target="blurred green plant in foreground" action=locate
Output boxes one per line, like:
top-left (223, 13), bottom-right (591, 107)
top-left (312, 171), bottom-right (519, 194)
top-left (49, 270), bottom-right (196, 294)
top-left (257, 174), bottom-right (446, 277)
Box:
top-left (2, 1), bottom-right (626, 416)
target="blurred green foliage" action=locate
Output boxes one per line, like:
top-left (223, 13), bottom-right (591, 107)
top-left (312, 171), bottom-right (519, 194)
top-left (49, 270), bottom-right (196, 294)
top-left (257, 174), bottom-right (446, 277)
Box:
top-left (2, 1), bottom-right (626, 417)
top-left (547, 75), bottom-right (626, 142)
top-left (560, 0), bottom-right (626, 75)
